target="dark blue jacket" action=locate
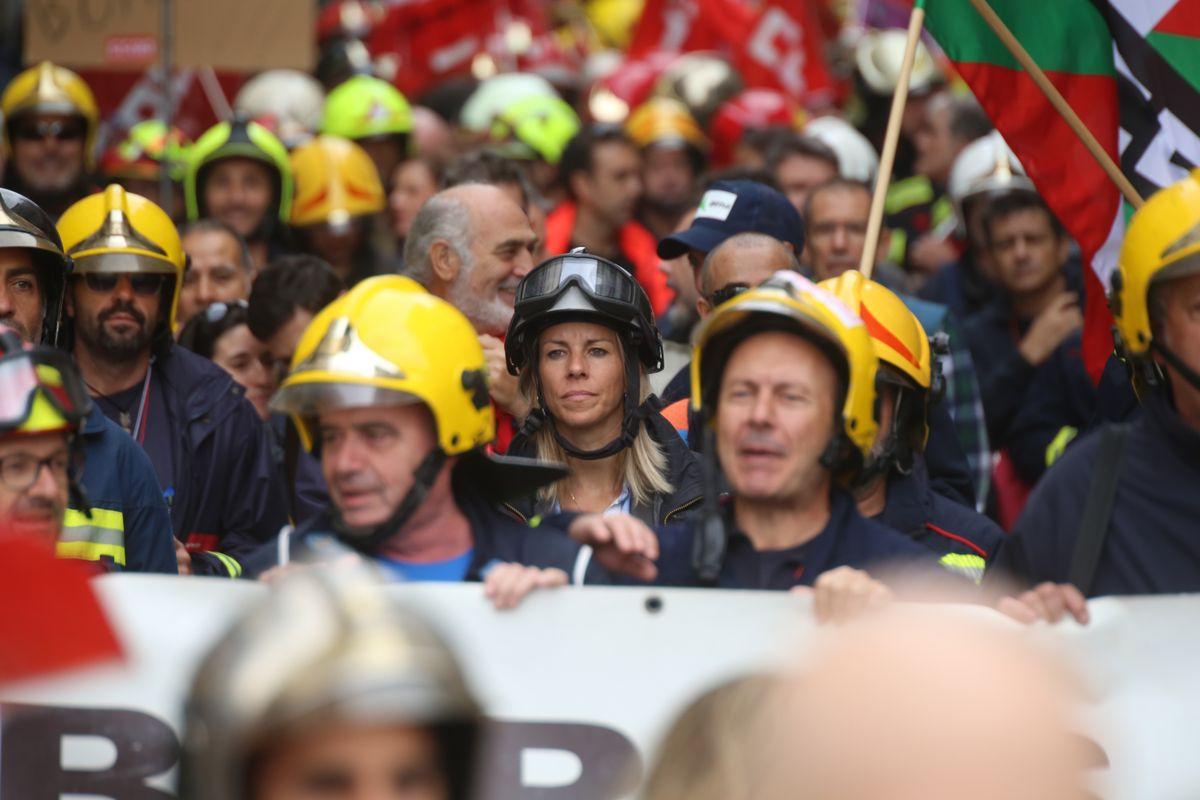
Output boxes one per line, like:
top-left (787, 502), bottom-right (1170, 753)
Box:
top-left (918, 252), bottom-right (995, 323)
top-left (146, 345), bottom-right (290, 577)
top-left (1005, 351), bottom-right (1139, 483)
top-left (243, 475), bottom-right (608, 583)
top-left (648, 488), bottom-right (939, 590)
top-left (268, 413), bottom-right (330, 526)
top-left (988, 389), bottom-right (1200, 597)
top-left (61, 406), bottom-right (177, 574)
top-left (876, 458), bottom-right (1004, 581)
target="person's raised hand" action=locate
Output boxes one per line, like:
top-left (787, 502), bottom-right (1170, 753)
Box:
top-left (568, 513), bottom-right (659, 582)
top-left (479, 334), bottom-right (530, 420)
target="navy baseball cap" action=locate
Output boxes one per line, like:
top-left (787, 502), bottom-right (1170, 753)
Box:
top-left (656, 180), bottom-right (806, 260)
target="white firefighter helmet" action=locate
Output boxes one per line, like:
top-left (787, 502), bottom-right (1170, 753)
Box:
top-left (178, 566), bottom-right (482, 800)
top-left (804, 116), bottom-right (880, 183)
top-left (459, 72), bottom-right (558, 134)
top-left (855, 29), bottom-right (941, 96)
top-left (234, 69), bottom-right (327, 149)
top-left (947, 130), bottom-right (1036, 229)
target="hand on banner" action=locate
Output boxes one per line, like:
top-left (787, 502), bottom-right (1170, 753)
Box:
top-left (174, 539), bottom-right (192, 576)
top-left (997, 582), bottom-right (1090, 625)
top-left (792, 566), bottom-right (893, 624)
top-left (483, 563), bottom-right (569, 610)
top-left (568, 513), bottom-right (660, 582)
top-left (480, 334), bottom-right (530, 420)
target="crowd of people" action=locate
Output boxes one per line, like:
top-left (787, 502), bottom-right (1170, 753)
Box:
top-left (1, 2), bottom-right (1198, 796)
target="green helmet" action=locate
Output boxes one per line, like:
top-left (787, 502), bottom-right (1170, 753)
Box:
top-left (489, 93), bottom-right (580, 165)
top-left (184, 118), bottom-right (293, 222)
top-left (320, 75), bottom-right (413, 143)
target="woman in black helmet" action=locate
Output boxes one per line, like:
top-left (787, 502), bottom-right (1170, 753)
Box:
top-left (505, 250), bottom-right (703, 525)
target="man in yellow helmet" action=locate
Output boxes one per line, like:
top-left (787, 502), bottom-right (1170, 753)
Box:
top-left (0, 325), bottom-right (90, 546)
top-left (0, 62), bottom-right (100, 219)
top-left (821, 271), bottom-right (1003, 583)
top-left (992, 170), bottom-right (1200, 623)
top-left (58, 186), bottom-right (288, 578)
top-left (571, 272), bottom-right (941, 605)
top-left (247, 275), bottom-right (630, 598)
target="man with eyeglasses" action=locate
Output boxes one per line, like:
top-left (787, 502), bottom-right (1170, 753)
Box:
top-left (58, 185), bottom-right (289, 578)
top-left (0, 187), bottom-right (176, 573)
top-left (0, 62), bottom-right (100, 219)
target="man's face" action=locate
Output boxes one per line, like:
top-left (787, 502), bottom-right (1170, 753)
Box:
top-left (0, 432), bottom-right (71, 544)
top-left (69, 271), bottom-right (165, 361)
top-left (359, 137), bottom-right (406, 193)
top-left (179, 229), bottom-right (250, 328)
top-left (253, 723), bottom-right (448, 800)
top-left (580, 141), bottom-right (642, 228)
top-left (1156, 272), bottom-right (1200, 421)
top-left (641, 145), bottom-right (696, 212)
top-left (9, 113), bottom-right (87, 193)
top-left (447, 197), bottom-right (536, 337)
top-left (660, 210), bottom-right (700, 314)
top-left (698, 243), bottom-right (791, 317)
top-left (265, 308), bottom-right (314, 381)
top-left (716, 331), bottom-right (837, 504)
top-left (0, 249), bottom-right (44, 342)
top-left (987, 209), bottom-right (1068, 298)
top-left (306, 225), bottom-right (362, 279)
top-left (202, 158), bottom-right (275, 240)
top-left (806, 187), bottom-right (871, 281)
top-left (913, 104), bottom-right (958, 186)
top-left (775, 153), bottom-right (838, 213)
top-left (319, 403), bottom-right (439, 531)
top-left (389, 160), bottom-right (439, 239)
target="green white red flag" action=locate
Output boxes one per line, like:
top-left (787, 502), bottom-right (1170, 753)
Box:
top-left (924, 0), bottom-right (1200, 380)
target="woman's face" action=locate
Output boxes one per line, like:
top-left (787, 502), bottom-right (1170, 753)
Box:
top-left (389, 160), bottom-right (438, 240)
top-left (213, 323), bottom-right (274, 420)
top-left (537, 320), bottom-right (626, 440)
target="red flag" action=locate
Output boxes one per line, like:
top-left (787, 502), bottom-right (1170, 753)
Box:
top-left (628, 0), bottom-right (724, 58)
top-left (370, 0), bottom-right (504, 98)
top-left (0, 536), bottom-right (121, 685)
top-left (732, 0), bottom-right (838, 108)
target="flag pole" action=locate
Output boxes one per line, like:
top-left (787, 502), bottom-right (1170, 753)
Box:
top-left (859, 0), bottom-right (926, 279)
top-left (965, 0), bottom-right (1143, 208)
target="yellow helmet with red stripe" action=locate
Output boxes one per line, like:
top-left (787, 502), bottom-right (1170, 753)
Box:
top-left (289, 135), bottom-right (385, 230)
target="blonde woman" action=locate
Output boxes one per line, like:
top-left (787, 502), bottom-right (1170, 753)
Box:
top-left (504, 251), bottom-right (702, 525)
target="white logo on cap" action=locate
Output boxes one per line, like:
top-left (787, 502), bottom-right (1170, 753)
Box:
top-left (695, 189), bottom-right (737, 222)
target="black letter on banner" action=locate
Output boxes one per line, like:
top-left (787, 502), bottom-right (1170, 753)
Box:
top-left (0, 703), bottom-right (178, 799)
top-left (477, 720), bottom-right (643, 800)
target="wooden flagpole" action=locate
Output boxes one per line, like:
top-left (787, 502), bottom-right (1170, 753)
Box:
top-left (859, 0), bottom-right (926, 279)
top-left (966, 0), bottom-right (1143, 208)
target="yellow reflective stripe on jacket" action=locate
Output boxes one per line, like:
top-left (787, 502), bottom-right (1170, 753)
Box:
top-left (56, 540), bottom-right (127, 566)
top-left (884, 175), bottom-right (934, 214)
top-left (939, 552), bottom-right (985, 584)
top-left (209, 550), bottom-right (243, 578)
top-left (59, 507), bottom-right (126, 565)
top-left (1045, 426), bottom-right (1079, 467)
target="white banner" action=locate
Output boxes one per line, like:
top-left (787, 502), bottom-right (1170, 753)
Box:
top-left (1, 576), bottom-right (1199, 799)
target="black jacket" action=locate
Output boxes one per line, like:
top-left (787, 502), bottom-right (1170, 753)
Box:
top-left (988, 388), bottom-right (1200, 597)
top-left (504, 409), bottom-right (704, 527)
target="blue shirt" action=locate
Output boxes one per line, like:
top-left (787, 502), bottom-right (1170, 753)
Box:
top-left (375, 549), bottom-right (476, 582)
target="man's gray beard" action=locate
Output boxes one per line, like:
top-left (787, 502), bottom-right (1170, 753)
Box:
top-left (446, 272), bottom-right (512, 337)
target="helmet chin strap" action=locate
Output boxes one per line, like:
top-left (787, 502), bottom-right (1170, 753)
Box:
top-left (331, 448), bottom-right (448, 556)
top-left (1151, 339), bottom-right (1200, 394)
top-left (524, 347), bottom-right (656, 461)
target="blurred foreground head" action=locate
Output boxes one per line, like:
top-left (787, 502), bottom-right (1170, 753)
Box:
top-left (767, 607), bottom-right (1090, 800)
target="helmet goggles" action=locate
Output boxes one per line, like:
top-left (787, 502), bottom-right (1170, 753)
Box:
top-left (0, 347), bottom-right (91, 435)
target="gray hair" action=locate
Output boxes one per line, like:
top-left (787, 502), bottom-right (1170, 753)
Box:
top-left (399, 191), bottom-right (475, 287)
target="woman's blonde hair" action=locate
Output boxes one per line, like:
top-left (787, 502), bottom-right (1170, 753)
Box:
top-left (520, 332), bottom-right (672, 509)
top-left (641, 673), bottom-right (781, 800)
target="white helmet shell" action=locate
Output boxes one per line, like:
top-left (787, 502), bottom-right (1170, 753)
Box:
top-left (948, 130), bottom-right (1036, 224)
top-left (804, 116), bottom-right (880, 183)
top-left (460, 72), bottom-right (557, 133)
top-left (855, 29), bottom-right (941, 96)
top-left (234, 69), bottom-right (326, 149)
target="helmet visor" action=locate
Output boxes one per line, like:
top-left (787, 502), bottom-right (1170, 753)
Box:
top-left (516, 255), bottom-right (643, 316)
top-left (270, 381), bottom-right (419, 418)
top-left (0, 350), bottom-right (91, 434)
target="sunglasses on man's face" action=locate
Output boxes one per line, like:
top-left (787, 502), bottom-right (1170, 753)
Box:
top-left (82, 273), bottom-right (166, 296)
top-left (13, 119), bottom-right (86, 142)
top-left (707, 282), bottom-right (751, 308)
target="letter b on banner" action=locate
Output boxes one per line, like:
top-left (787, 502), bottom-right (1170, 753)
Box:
top-left (0, 703), bottom-right (179, 799)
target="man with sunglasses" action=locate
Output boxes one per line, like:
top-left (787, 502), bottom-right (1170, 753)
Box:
top-left (0, 62), bottom-right (100, 219)
top-left (58, 186), bottom-right (288, 578)
top-left (0, 188), bottom-right (176, 573)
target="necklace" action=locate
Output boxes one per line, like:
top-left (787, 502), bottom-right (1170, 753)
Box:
top-left (85, 364), bottom-right (153, 438)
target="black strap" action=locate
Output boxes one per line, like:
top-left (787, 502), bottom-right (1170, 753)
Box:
top-left (283, 420), bottom-right (301, 522)
top-left (1067, 424), bottom-right (1129, 595)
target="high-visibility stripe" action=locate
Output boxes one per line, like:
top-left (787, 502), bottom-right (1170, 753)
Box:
top-left (57, 540), bottom-right (126, 566)
top-left (1045, 426), bottom-right (1080, 467)
top-left (939, 552), bottom-right (985, 584)
top-left (63, 507), bottom-right (124, 533)
top-left (209, 551), bottom-right (243, 578)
